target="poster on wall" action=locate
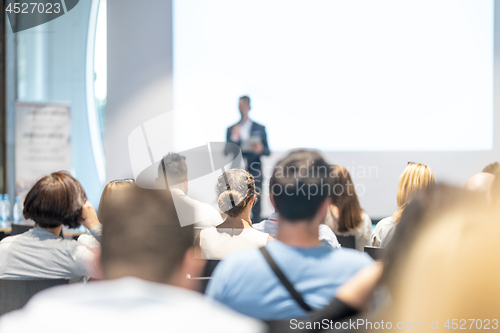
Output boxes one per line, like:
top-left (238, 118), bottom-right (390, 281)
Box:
top-left (15, 102), bottom-right (72, 202)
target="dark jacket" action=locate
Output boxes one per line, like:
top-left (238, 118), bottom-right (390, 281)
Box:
top-left (224, 121), bottom-right (270, 170)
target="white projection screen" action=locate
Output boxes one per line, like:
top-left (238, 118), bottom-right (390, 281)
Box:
top-left (168, 0), bottom-right (499, 217)
top-left (173, 0), bottom-right (493, 151)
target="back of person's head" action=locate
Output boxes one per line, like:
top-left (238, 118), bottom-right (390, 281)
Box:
top-left (99, 186), bottom-right (193, 283)
top-left (382, 195), bottom-right (498, 324)
top-left (217, 169), bottom-right (257, 217)
top-left (482, 161), bottom-right (500, 174)
top-left (270, 149), bottom-right (331, 222)
top-left (382, 184), bottom-right (475, 290)
top-left (330, 165), bottom-right (363, 232)
top-left (97, 180), bottom-right (135, 221)
top-left (393, 163), bottom-right (435, 222)
top-left (23, 171), bottom-right (87, 229)
top-left (464, 172), bottom-right (495, 201)
top-left (239, 95), bottom-right (251, 106)
top-left (157, 153), bottom-right (187, 187)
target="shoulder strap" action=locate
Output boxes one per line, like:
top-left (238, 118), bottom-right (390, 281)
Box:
top-left (259, 246), bottom-right (313, 313)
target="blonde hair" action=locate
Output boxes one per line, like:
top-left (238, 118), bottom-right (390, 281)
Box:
top-left (393, 163), bottom-right (435, 222)
top-left (385, 201), bottom-right (500, 325)
top-left (216, 169), bottom-right (257, 217)
top-left (97, 181), bottom-right (134, 221)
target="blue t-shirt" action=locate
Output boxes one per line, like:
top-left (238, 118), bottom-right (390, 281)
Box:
top-left (206, 240), bottom-right (373, 320)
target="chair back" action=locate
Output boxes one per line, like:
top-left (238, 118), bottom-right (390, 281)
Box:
top-left (0, 278), bottom-right (69, 316)
top-left (202, 260), bottom-right (220, 278)
top-left (187, 260), bottom-right (220, 294)
top-left (336, 235), bottom-right (356, 249)
top-left (11, 225), bottom-right (33, 236)
top-left (364, 246), bottom-right (385, 260)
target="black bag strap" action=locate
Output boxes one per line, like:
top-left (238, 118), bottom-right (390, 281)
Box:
top-left (259, 246), bottom-right (313, 313)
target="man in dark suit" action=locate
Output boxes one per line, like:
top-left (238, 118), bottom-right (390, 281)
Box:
top-left (224, 96), bottom-right (270, 222)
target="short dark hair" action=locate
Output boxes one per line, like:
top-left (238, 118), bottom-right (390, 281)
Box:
top-left (269, 149), bottom-right (331, 222)
top-left (239, 95), bottom-right (251, 106)
top-left (99, 186), bottom-right (193, 283)
top-left (23, 171), bottom-right (87, 229)
top-left (483, 162), bottom-right (500, 175)
top-left (158, 153), bottom-right (187, 186)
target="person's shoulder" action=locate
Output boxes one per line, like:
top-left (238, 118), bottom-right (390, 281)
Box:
top-left (77, 234), bottom-right (100, 251)
top-left (227, 122), bottom-right (239, 130)
top-left (374, 216), bottom-right (396, 228)
top-left (252, 220), bottom-right (267, 233)
top-left (0, 233), bottom-right (23, 244)
top-left (214, 245), bottom-right (264, 272)
top-left (251, 121), bottom-right (266, 129)
top-left (247, 227), bottom-right (269, 236)
top-left (319, 224), bottom-right (334, 234)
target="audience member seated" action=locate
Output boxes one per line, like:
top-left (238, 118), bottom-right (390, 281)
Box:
top-left (0, 172), bottom-right (101, 282)
top-left (158, 153), bottom-right (222, 230)
top-left (78, 179), bottom-right (134, 251)
top-left (254, 183), bottom-right (340, 248)
top-left (464, 172), bottom-right (495, 202)
top-left (265, 262), bottom-right (383, 332)
top-left (374, 189), bottom-right (496, 331)
top-left (380, 185), bottom-right (475, 294)
top-left (371, 162), bottom-right (434, 247)
top-left (324, 165), bottom-right (372, 251)
top-left (0, 186), bottom-right (265, 333)
top-left (206, 150), bottom-right (373, 320)
top-left (196, 169), bottom-right (272, 259)
top-left (308, 185), bottom-right (481, 333)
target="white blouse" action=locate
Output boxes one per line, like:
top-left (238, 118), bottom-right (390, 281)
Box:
top-left (199, 228), bottom-right (269, 260)
top-left (370, 216), bottom-right (397, 247)
top-left (325, 211), bottom-right (372, 251)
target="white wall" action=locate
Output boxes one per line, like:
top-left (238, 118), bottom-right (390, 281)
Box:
top-left (106, 0), bottom-right (173, 182)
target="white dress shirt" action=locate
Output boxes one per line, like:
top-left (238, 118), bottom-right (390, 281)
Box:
top-left (231, 119), bottom-right (253, 142)
top-left (0, 277), bottom-right (266, 333)
top-left (253, 212), bottom-right (341, 248)
top-left (199, 227), bottom-right (269, 259)
top-left (370, 216), bottom-right (397, 247)
top-left (170, 188), bottom-right (223, 228)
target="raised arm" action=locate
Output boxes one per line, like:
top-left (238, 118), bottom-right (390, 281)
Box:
top-left (224, 126), bottom-right (241, 156)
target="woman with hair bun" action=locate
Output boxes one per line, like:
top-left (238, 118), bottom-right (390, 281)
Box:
top-left (196, 169), bottom-right (273, 259)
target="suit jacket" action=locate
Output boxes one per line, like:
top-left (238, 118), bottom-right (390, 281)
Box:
top-left (224, 121), bottom-right (270, 171)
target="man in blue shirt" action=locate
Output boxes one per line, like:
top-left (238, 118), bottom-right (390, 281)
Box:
top-left (206, 150), bottom-right (373, 320)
